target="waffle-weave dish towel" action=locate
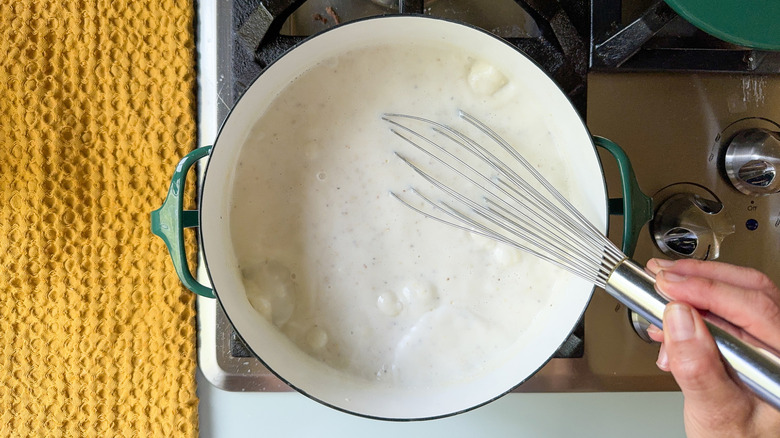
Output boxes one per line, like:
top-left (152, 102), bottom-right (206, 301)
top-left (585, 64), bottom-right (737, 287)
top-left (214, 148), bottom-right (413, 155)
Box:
top-left (0, 0), bottom-right (199, 436)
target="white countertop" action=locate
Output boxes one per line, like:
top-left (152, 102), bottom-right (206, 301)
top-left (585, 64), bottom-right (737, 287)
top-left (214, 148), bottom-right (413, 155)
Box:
top-left (197, 370), bottom-right (686, 437)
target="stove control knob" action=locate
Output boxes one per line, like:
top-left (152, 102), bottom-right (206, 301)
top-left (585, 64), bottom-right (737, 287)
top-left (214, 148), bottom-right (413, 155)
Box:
top-left (652, 193), bottom-right (734, 260)
top-left (725, 128), bottom-right (780, 195)
top-left (630, 311), bottom-right (654, 343)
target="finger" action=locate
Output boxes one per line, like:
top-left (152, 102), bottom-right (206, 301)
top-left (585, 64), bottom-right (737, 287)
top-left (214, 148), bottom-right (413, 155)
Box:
top-left (645, 258), bottom-right (667, 276)
top-left (656, 270), bottom-right (780, 347)
top-left (662, 302), bottom-right (754, 426)
top-left (646, 324), bottom-right (664, 342)
top-left (656, 341), bottom-right (669, 371)
top-left (649, 258), bottom-right (776, 292)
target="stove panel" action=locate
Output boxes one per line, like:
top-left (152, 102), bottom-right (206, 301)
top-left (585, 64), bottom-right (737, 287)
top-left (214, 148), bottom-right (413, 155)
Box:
top-left (588, 72), bottom-right (780, 284)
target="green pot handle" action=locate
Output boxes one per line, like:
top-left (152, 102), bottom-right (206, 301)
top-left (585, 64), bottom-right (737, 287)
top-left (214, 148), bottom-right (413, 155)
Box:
top-left (151, 146), bottom-right (215, 298)
top-left (592, 136), bottom-right (653, 257)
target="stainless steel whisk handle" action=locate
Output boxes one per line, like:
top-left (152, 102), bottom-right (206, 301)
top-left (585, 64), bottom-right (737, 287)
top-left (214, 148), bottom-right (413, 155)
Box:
top-left (605, 259), bottom-right (780, 411)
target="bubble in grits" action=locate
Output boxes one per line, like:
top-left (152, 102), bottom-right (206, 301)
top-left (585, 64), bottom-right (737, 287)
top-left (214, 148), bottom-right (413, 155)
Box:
top-left (247, 295), bottom-right (272, 321)
top-left (377, 292), bottom-right (403, 316)
top-left (306, 326), bottom-right (329, 350)
top-left (493, 245), bottom-right (524, 266)
top-left (400, 281), bottom-right (437, 312)
top-left (467, 60), bottom-right (508, 96)
top-left (242, 260), bottom-right (296, 327)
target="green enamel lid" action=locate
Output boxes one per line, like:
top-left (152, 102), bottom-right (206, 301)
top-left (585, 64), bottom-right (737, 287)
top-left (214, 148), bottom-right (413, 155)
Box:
top-left (665, 0), bottom-right (780, 50)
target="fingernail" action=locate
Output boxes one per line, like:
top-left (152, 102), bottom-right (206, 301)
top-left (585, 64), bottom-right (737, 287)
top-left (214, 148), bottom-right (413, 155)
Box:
top-left (652, 259), bottom-right (675, 269)
top-left (665, 303), bottom-right (695, 342)
top-left (646, 324), bottom-right (662, 337)
top-left (659, 270), bottom-right (686, 282)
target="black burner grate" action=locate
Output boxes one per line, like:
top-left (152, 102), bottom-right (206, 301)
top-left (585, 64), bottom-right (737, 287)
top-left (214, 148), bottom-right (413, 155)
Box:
top-left (590, 0), bottom-right (780, 72)
top-left (229, 0), bottom-right (591, 114)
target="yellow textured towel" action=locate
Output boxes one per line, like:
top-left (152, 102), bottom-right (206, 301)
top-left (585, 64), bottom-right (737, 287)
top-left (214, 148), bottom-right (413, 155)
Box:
top-left (0, 0), bottom-right (199, 436)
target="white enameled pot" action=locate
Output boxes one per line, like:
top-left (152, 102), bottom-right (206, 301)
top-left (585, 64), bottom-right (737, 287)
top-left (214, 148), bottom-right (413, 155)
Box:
top-left (152, 16), bottom-right (647, 420)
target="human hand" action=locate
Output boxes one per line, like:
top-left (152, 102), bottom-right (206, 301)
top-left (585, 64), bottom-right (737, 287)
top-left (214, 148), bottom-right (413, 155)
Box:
top-left (645, 258), bottom-right (780, 437)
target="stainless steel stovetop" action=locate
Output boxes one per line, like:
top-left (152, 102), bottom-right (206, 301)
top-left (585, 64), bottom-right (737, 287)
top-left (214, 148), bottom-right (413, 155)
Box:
top-left (195, 0), bottom-right (779, 393)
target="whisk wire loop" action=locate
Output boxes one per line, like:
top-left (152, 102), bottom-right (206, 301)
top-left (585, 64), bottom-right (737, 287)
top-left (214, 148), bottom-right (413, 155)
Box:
top-left (421, 114), bottom-right (612, 258)
top-left (433, 125), bottom-right (609, 260)
top-left (453, 116), bottom-right (619, 262)
top-left (389, 115), bottom-right (599, 259)
top-left (383, 111), bottom-right (623, 288)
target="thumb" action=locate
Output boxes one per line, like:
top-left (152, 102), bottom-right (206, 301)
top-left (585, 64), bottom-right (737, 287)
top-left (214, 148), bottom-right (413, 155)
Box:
top-left (663, 302), bottom-right (752, 423)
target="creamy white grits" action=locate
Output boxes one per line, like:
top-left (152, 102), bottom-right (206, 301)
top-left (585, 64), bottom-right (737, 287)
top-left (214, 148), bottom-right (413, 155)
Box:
top-left (229, 42), bottom-right (573, 388)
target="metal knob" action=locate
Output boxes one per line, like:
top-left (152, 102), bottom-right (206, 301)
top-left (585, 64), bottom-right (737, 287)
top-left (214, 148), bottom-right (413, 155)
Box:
top-left (651, 193), bottom-right (734, 260)
top-left (629, 310), bottom-right (654, 343)
top-left (725, 128), bottom-right (780, 195)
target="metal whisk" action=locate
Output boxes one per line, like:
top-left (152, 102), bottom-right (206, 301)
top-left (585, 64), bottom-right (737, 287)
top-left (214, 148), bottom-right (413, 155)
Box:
top-left (383, 110), bottom-right (780, 410)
